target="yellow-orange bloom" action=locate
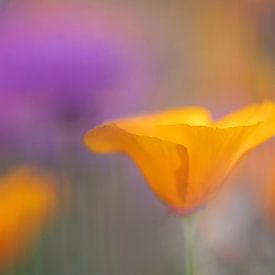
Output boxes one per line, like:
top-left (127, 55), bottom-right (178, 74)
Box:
top-left (0, 166), bottom-right (57, 267)
top-left (84, 101), bottom-right (275, 213)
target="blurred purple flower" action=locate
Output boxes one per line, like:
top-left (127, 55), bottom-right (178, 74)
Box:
top-left (0, 2), bottom-right (154, 158)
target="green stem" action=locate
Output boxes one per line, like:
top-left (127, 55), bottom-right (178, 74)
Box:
top-left (181, 214), bottom-right (198, 275)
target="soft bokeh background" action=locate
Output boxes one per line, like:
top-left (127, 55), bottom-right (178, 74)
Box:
top-left (0, 0), bottom-right (275, 274)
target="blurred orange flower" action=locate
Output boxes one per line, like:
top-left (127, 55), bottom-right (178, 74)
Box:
top-left (84, 101), bottom-right (275, 214)
top-left (0, 166), bottom-right (57, 268)
top-left (262, 171), bottom-right (275, 226)
top-left (246, 141), bottom-right (275, 226)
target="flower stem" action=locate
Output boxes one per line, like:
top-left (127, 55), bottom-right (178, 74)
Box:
top-left (181, 214), bottom-right (198, 275)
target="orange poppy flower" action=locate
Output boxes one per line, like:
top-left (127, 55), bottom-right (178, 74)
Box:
top-left (84, 101), bottom-right (275, 214)
top-left (0, 166), bottom-right (57, 268)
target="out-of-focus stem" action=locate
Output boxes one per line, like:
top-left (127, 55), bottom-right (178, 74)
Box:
top-left (181, 213), bottom-right (199, 275)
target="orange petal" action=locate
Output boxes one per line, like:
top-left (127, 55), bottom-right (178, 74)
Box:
top-left (84, 124), bottom-right (189, 208)
top-left (216, 101), bottom-right (275, 126)
top-left (111, 107), bottom-right (212, 137)
top-left (215, 100), bottom-right (275, 149)
top-left (155, 124), bottom-right (262, 210)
